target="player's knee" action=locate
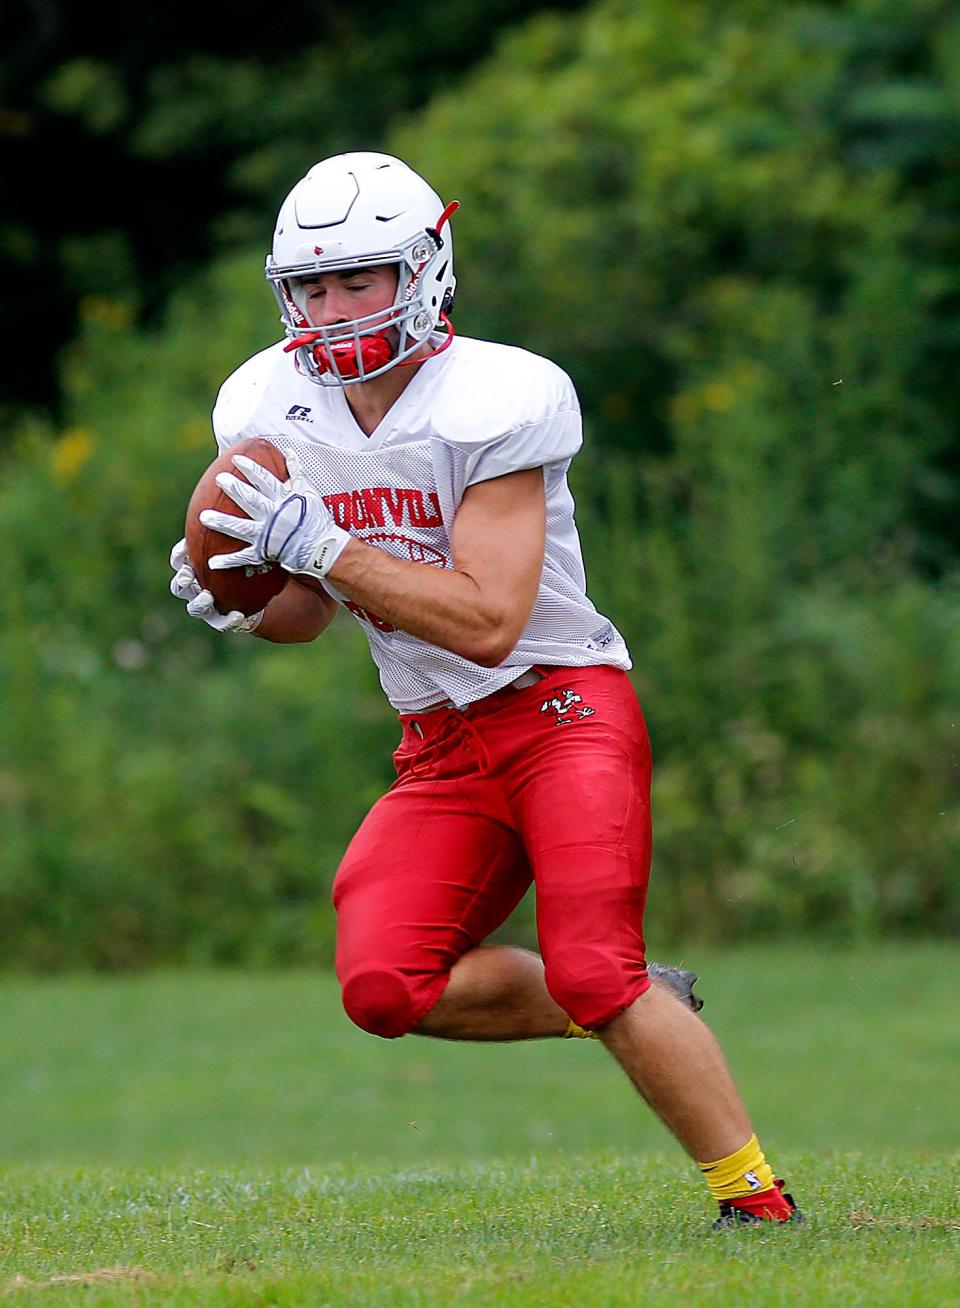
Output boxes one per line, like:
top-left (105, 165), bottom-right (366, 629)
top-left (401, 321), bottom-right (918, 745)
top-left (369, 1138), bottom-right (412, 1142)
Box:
top-left (340, 967), bottom-right (418, 1039)
top-left (544, 945), bottom-right (647, 1030)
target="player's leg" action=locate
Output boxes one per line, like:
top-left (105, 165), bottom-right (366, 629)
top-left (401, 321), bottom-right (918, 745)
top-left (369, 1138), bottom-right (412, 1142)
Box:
top-left (600, 990), bottom-right (800, 1223)
top-left (514, 665), bottom-right (799, 1221)
top-left (336, 704), bottom-right (708, 1042)
top-left (337, 821), bottom-right (578, 1040)
top-left (414, 944), bottom-right (571, 1040)
top-left (364, 704), bottom-right (700, 1040)
top-left (598, 979), bottom-right (750, 1157)
top-left (416, 949), bottom-right (703, 1039)
top-left (334, 709), bottom-right (570, 1041)
top-left (334, 793), bottom-right (533, 1038)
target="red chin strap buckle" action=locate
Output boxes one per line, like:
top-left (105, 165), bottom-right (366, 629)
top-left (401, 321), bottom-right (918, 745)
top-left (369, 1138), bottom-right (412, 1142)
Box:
top-left (283, 331), bottom-right (393, 378)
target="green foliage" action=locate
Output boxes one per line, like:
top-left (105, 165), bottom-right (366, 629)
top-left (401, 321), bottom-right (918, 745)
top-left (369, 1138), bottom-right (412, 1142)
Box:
top-left (40, 59), bottom-right (128, 134)
top-left (397, 0), bottom-right (958, 474)
top-left (1, 0), bottom-right (958, 964)
top-left (2, 0), bottom-right (592, 415)
top-left (0, 268), bottom-right (397, 969)
top-left (395, 0), bottom-right (960, 936)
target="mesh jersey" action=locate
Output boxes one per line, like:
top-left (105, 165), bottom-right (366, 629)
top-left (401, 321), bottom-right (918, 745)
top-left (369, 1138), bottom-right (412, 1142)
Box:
top-left (212, 334), bottom-right (631, 712)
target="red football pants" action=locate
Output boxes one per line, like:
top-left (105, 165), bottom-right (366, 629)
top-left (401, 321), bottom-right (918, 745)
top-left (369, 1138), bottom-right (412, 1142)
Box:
top-left (333, 664), bottom-right (652, 1037)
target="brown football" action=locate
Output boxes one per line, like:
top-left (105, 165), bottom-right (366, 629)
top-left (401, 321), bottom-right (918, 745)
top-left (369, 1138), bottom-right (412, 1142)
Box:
top-left (185, 437), bottom-right (290, 616)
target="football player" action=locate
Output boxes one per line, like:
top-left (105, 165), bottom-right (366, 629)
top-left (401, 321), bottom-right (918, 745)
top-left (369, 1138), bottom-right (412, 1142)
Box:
top-left (170, 152), bottom-right (801, 1228)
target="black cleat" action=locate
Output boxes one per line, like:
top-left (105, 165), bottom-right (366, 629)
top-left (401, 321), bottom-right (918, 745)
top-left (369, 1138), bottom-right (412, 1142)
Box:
top-left (647, 962), bottom-right (704, 1012)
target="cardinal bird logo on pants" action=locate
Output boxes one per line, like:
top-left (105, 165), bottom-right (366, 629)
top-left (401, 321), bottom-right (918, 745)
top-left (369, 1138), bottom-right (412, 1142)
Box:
top-left (540, 689), bottom-right (597, 726)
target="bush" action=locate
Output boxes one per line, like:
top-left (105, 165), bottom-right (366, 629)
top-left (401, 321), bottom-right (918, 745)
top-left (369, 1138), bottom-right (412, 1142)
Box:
top-left (1, 0), bottom-right (958, 965)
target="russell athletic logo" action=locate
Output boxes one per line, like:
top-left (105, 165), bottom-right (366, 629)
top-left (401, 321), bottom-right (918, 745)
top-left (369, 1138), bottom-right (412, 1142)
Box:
top-left (286, 404), bottom-right (313, 422)
top-left (540, 689), bottom-right (597, 727)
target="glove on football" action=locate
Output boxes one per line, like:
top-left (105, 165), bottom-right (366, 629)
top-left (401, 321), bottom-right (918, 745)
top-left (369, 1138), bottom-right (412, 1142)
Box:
top-left (200, 452), bottom-right (351, 582)
top-left (168, 537), bottom-right (264, 634)
top-left (647, 962), bottom-right (704, 1012)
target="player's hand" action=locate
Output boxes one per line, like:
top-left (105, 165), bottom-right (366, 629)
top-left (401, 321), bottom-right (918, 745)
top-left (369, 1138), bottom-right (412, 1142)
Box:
top-left (168, 537), bottom-right (264, 634)
top-left (199, 453), bottom-right (351, 581)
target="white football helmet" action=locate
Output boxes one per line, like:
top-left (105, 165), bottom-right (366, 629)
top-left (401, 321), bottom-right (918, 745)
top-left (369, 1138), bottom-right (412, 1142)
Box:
top-left (265, 152), bottom-right (458, 386)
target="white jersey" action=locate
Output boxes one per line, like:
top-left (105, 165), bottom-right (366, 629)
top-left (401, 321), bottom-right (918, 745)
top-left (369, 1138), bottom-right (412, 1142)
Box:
top-left (212, 335), bottom-right (631, 712)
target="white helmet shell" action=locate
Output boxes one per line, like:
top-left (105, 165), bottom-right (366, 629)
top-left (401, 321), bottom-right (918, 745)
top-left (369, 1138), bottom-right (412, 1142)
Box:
top-left (265, 152), bottom-right (457, 386)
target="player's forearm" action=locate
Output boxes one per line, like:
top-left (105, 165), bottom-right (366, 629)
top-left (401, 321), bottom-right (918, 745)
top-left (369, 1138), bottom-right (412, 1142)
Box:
top-left (254, 578), bottom-right (338, 643)
top-left (327, 538), bottom-right (526, 666)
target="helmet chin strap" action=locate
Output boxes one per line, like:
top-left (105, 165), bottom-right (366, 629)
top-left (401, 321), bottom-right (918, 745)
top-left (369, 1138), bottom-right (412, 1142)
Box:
top-left (396, 312), bottom-right (455, 369)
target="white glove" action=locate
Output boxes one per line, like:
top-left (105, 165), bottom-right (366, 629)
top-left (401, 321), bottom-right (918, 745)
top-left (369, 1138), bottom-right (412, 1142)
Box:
top-left (199, 452), bottom-right (351, 581)
top-left (168, 537), bottom-right (264, 634)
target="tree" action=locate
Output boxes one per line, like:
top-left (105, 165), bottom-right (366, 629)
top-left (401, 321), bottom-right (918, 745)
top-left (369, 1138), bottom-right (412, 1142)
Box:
top-left (394, 0), bottom-right (960, 932)
top-left (1, 0), bottom-right (957, 961)
top-left (1, 0), bottom-right (590, 421)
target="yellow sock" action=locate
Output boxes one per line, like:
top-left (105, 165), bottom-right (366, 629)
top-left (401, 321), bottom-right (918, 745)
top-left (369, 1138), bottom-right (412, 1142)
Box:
top-left (698, 1133), bottom-right (775, 1201)
top-left (563, 1019), bottom-right (597, 1040)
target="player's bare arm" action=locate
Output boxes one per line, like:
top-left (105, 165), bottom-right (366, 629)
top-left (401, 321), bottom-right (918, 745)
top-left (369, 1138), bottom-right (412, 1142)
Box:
top-left (254, 578), bottom-right (337, 644)
top-left (326, 467), bottom-right (546, 666)
top-left (199, 458), bottom-right (545, 663)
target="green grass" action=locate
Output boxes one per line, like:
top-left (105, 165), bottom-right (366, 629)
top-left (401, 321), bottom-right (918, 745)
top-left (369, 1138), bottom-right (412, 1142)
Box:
top-left (1, 1155), bottom-right (958, 1305)
top-left (0, 944), bottom-right (957, 1304)
top-left (0, 944), bottom-right (956, 1165)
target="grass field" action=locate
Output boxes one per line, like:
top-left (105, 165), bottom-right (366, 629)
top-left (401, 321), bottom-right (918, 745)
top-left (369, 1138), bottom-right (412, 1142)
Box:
top-left (0, 944), bottom-right (957, 1304)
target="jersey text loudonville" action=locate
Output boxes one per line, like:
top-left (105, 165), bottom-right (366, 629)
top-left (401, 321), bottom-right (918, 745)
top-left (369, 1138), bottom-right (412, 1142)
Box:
top-left (321, 488), bottom-right (442, 532)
